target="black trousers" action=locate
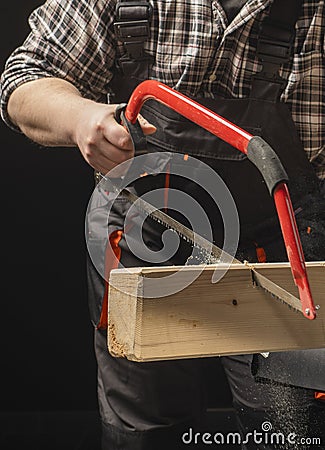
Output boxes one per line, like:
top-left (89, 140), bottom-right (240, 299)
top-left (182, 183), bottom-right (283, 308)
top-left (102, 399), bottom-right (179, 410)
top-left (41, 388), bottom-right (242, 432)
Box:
top-left (95, 329), bottom-right (325, 450)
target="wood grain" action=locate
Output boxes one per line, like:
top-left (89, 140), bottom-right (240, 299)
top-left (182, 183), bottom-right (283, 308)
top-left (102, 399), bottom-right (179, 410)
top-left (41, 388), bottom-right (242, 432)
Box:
top-left (108, 262), bottom-right (325, 362)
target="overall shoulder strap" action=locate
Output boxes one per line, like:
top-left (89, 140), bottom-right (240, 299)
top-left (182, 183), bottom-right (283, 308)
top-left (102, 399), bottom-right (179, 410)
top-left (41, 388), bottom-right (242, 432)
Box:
top-left (113, 0), bottom-right (153, 77)
top-left (251, 0), bottom-right (304, 100)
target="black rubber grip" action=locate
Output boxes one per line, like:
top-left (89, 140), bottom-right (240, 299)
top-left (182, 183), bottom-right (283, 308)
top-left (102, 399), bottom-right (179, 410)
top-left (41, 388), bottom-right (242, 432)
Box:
top-left (114, 103), bottom-right (148, 155)
top-left (247, 136), bottom-right (289, 195)
top-left (121, 110), bottom-right (148, 155)
top-left (114, 103), bottom-right (128, 123)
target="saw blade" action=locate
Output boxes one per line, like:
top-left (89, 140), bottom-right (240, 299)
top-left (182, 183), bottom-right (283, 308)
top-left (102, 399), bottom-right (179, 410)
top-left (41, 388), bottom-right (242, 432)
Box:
top-left (118, 188), bottom-right (306, 315)
top-left (120, 188), bottom-right (226, 263)
top-left (98, 174), bottom-right (305, 316)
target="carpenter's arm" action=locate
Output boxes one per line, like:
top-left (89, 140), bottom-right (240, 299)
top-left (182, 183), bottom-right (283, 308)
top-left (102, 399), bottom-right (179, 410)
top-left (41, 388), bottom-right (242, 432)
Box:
top-left (7, 77), bottom-right (155, 174)
top-left (1, 0), bottom-right (155, 174)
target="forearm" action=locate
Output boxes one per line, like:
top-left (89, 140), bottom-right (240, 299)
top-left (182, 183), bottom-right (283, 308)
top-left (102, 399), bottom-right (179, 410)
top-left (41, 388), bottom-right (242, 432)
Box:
top-left (7, 76), bottom-right (156, 174)
top-left (7, 77), bottom-right (95, 147)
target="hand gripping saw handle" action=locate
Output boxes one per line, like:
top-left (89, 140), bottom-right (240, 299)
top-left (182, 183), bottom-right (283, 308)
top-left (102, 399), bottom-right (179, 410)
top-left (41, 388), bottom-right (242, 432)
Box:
top-left (118, 80), bottom-right (317, 320)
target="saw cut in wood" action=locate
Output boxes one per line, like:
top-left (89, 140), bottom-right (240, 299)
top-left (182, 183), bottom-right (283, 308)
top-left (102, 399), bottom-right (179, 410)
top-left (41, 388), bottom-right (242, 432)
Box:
top-left (107, 262), bottom-right (325, 362)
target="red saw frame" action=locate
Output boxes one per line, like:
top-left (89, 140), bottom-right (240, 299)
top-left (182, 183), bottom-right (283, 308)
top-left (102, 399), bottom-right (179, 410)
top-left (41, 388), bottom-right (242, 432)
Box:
top-left (123, 80), bottom-right (317, 320)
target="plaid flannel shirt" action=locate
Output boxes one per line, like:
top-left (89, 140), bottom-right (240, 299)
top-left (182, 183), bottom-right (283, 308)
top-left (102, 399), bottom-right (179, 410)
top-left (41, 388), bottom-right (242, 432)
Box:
top-left (1, 0), bottom-right (324, 178)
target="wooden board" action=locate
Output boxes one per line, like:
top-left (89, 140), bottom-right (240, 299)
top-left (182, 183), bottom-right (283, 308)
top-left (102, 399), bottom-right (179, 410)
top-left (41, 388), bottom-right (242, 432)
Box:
top-left (107, 262), bottom-right (325, 362)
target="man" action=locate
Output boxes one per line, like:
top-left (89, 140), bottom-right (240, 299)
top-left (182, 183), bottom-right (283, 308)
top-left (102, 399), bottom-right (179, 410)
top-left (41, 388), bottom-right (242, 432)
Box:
top-left (1, 1), bottom-right (325, 449)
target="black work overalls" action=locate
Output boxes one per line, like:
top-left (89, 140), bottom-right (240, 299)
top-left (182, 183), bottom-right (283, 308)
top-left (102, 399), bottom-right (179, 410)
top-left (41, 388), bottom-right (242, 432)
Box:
top-left (88, 2), bottom-right (325, 449)
top-left (90, 87), bottom-right (325, 447)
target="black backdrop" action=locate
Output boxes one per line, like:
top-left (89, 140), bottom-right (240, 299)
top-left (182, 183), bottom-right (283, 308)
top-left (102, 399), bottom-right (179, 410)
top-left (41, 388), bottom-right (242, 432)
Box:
top-left (0, 2), bottom-right (232, 445)
top-left (0, 1), bottom-right (97, 413)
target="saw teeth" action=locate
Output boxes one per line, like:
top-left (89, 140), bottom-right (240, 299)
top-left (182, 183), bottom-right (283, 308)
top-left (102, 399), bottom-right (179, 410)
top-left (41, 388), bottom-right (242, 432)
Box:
top-left (256, 284), bottom-right (301, 314)
top-left (275, 295), bottom-right (301, 313)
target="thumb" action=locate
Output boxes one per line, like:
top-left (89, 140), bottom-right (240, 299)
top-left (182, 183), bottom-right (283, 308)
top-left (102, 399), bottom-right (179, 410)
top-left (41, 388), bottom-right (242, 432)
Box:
top-left (138, 114), bottom-right (157, 135)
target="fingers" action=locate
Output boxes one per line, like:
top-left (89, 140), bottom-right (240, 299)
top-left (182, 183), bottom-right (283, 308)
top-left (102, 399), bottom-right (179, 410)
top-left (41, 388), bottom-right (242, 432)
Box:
top-left (83, 132), bottom-right (134, 174)
top-left (96, 112), bottom-right (156, 174)
top-left (80, 112), bottom-right (133, 172)
top-left (100, 118), bottom-right (134, 152)
top-left (76, 102), bottom-right (156, 174)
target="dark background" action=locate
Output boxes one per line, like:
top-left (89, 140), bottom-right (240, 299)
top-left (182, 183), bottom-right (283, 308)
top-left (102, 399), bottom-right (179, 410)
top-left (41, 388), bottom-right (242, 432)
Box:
top-left (0, 2), bottom-right (233, 449)
top-left (0, 2), bottom-right (100, 448)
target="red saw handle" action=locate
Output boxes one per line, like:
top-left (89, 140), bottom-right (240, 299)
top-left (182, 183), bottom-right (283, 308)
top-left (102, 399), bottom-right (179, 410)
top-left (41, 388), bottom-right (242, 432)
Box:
top-left (124, 80), bottom-right (316, 319)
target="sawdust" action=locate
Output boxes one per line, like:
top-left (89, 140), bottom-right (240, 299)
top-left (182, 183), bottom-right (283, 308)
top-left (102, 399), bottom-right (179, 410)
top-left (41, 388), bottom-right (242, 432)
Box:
top-left (108, 323), bottom-right (127, 358)
top-left (186, 246), bottom-right (220, 265)
top-left (267, 380), bottom-right (309, 450)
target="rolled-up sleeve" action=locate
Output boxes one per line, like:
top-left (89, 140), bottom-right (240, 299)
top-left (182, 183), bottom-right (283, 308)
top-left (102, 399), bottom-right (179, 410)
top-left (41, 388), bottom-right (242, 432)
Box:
top-left (0, 0), bottom-right (117, 130)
